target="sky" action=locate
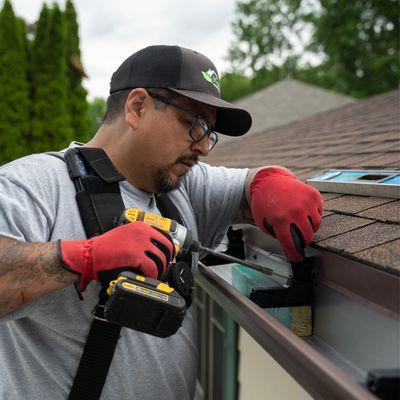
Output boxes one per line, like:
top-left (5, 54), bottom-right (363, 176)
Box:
top-left (11, 0), bottom-right (238, 100)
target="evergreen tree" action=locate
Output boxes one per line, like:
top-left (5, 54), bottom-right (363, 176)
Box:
top-left (31, 4), bottom-right (72, 153)
top-left (65, 0), bottom-right (90, 142)
top-left (30, 4), bottom-right (52, 152)
top-left (30, 4), bottom-right (50, 83)
top-left (0, 0), bottom-right (30, 164)
top-left (16, 16), bottom-right (33, 148)
top-left (88, 97), bottom-right (106, 137)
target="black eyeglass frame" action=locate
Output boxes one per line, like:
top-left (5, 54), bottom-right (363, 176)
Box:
top-left (146, 89), bottom-right (218, 151)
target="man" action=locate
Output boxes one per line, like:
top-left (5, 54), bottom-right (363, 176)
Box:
top-left (0, 45), bottom-right (323, 399)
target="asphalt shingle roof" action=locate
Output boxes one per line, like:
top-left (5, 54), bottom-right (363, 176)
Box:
top-left (205, 89), bottom-right (400, 274)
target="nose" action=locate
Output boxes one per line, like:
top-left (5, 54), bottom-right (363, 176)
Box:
top-left (190, 135), bottom-right (210, 157)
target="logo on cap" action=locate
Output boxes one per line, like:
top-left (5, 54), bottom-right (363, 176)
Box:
top-left (201, 69), bottom-right (220, 92)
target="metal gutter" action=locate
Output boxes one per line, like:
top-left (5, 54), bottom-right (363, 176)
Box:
top-left (308, 248), bottom-right (400, 319)
top-left (241, 224), bottom-right (400, 318)
top-left (196, 262), bottom-right (378, 400)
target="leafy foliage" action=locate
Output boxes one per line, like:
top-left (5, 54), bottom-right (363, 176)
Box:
top-left (228, 0), bottom-right (304, 75)
top-left (226, 0), bottom-right (399, 100)
top-left (308, 0), bottom-right (399, 97)
top-left (0, 0), bottom-right (30, 163)
top-left (220, 73), bottom-right (253, 102)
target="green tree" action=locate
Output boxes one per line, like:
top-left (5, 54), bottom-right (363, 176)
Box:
top-left (88, 97), bottom-right (106, 137)
top-left (228, 0), bottom-right (304, 75)
top-left (0, 0), bottom-right (30, 164)
top-left (220, 72), bottom-right (253, 101)
top-left (309, 0), bottom-right (399, 97)
top-left (31, 4), bottom-right (72, 152)
top-left (227, 0), bottom-right (399, 99)
top-left (64, 0), bottom-right (90, 142)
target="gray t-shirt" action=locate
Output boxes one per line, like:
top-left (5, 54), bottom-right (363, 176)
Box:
top-left (0, 147), bottom-right (247, 400)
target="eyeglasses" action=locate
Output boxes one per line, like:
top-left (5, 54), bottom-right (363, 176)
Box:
top-left (147, 90), bottom-right (218, 151)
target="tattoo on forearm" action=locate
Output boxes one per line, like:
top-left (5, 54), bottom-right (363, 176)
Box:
top-left (0, 238), bottom-right (70, 281)
top-left (0, 237), bottom-right (75, 315)
top-left (39, 244), bottom-right (73, 284)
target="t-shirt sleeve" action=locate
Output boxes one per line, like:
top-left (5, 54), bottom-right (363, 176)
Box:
top-left (182, 162), bottom-right (248, 249)
top-left (0, 175), bottom-right (52, 242)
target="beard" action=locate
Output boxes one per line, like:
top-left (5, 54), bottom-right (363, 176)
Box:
top-left (152, 154), bottom-right (198, 193)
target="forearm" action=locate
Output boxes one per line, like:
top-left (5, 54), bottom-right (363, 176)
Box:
top-left (0, 236), bottom-right (77, 317)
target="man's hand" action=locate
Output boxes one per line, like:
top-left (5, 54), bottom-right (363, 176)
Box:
top-left (250, 167), bottom-right (323, 262)
top-left (58, 221), bottom-right (176, 291)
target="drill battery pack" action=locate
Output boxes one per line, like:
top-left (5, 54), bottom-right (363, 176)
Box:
top-left (104, 272), bottom-right (187, 338)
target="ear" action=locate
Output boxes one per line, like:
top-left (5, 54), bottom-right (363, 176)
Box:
top-left (124, 88), bottom-right (148, 129)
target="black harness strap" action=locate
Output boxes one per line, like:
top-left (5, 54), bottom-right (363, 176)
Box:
top-left (64, 147), bottom-right (125, 237)
top-left (68, 315), bottom-right (121, 400)
top-left (59, 148), bottom-right (125, 400)
top-left (47, 148), bottom-right (191, 400)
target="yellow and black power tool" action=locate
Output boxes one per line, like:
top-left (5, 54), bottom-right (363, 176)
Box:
top-left (102, 208), bottom-right (198, 338)
top-left (102, 208), bottom-right (289, 338)
top-left (119, 208), bottom-right (200, 255)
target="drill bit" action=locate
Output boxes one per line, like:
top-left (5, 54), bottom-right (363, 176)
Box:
top-left (198, 245), bottom-right (292, 287)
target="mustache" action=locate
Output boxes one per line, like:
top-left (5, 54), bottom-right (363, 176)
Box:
top-left (175, 154), bottom-right (199, 165)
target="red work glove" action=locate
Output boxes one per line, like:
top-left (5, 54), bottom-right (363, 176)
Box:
top-left (58, 221), bottom-right (176, 291)
top-left (250, 167), bottom-right (323, 262)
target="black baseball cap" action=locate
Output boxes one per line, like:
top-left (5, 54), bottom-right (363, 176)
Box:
top-left (110, 45), bottom-right (252, 136)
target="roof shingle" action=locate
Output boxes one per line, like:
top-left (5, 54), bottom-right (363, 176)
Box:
top-left (354, 239), bottom-right (400, 271)
top-left (357, 201), bottom-right (400, 223)
top-left (324, 195), bottom-right (395, 214)
top-left (314, 214), bottom-right (374, 242)
top-left (316, 222), bottom-right (400, 254)
top-left (206, 88), bottom-right (400, 272)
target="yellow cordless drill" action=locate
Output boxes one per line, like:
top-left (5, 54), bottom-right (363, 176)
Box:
top-left (104, 208), bottom-right (290, 338)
